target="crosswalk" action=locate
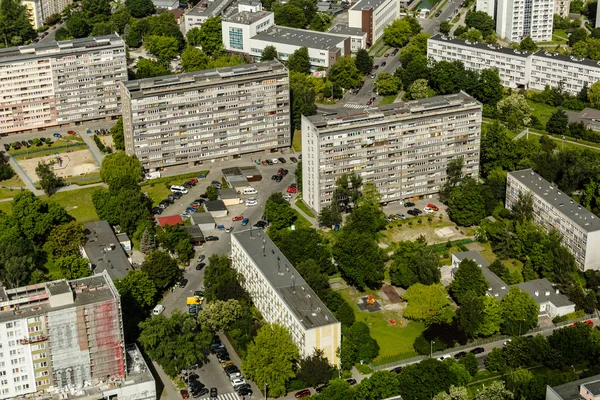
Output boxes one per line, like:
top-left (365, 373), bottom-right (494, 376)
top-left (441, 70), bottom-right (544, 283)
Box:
top-left (199, 392), bottom-right (241, 400)
top-left (343, 102), bottom-right (369, 109)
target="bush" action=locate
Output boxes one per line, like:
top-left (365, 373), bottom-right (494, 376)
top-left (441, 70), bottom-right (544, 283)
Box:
top-left (286, 379), bottom-right (307, 391)
top-left (0, 164), bottom-right (15, 181)
top-left (93, 134), bottom-right (107, 153)
top-left (552, 309), bottom-right (585, 323)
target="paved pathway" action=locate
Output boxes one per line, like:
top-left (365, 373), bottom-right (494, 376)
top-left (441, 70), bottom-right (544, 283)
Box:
top-left (289, 197), bottom-right (318, 228)
top-left (79, 130), bottom-right (105, 164)
top-left (7, 157), bottom-right (41, 194)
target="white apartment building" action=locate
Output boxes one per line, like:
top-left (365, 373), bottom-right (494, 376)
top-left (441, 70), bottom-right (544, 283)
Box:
top-left (183, 0), bottom-right (235, 33)
top-left (21, 0), bottom-right (72, 29)
top-left (0, 34), bottom-right (127, 135)
top-left (120, 61), bottom-right (291, 170)
top-left (428, 35), bottom-right (532, 89)
top-left (302, 92), bottom-right (482, 214)
top-left (327, 23), bottom-right (368, 53)
top-left (506, 169), bottom-right (600, 271)
top-left (348, 0), bottom-right (400, 46)
top-left (496, 0), bottom-right (554, 42)
top-left (231, 229), bottom-right (341, 365)
top-left (476, 0), bottom-right (496, 18)
top-left (530, 51), bottom-right (600, 96)
top-left (222, 6), bottom-right (354, 69)
top-left (554, 0), bottom-right (570, 17)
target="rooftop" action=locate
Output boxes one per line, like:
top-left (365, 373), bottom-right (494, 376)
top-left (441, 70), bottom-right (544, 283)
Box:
top-left (350, 0), bottom-right (389, 10)
top-left (219, 188), bottom-right (239, 199)
top-left (156, 215), bottom-right (184, 228)
top-left (187, 0), bottom-right (235, 17)
top-left (532, 49), bottom-right (600, 69)
top-left (233, 229), bottom-right (338, 330)
top-left (547, 375), bottom-right (600, 400)
top-left (328, 23), bottom-right (366, 37)
top-left (83, 221), bottom-right (133, 281)
top-left (204, 200), bottom-right (228, 211)
top-left (0, 34), bottom-right (124, 64)
top-left (306, 91), bottom-right (480, 128)
top-left (515, 279), bottom-right (574, 307)
top-left (253, 26), bottom-right (347, 50)
top-left (224, 10), bottom-right (272, 24)
top-left (429, 34), bottom-right (533, 58)
top-left (191, 212), bottom-right (216, 225)
top-left (566, 107), bottom-right (600, 127)
top-left (453, 252), bottom-right (509, 299)
top-left (508, 169), bottom-right (600, 232)
top-left (182, 225), bottom-right (205, 240)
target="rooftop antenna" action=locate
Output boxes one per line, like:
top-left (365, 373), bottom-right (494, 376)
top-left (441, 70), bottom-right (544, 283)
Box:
top-left (291, 274), bottom-right (295, 291)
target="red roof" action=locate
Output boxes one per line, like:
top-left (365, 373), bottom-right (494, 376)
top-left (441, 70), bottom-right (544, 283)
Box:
top-left (157, 215), bottom-right (184, 228)
top-left (170, 8), bottom-right (185, 19)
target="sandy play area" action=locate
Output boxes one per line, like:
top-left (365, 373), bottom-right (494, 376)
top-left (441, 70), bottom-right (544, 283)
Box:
top-left (18, 149), bottom-right (100, 182)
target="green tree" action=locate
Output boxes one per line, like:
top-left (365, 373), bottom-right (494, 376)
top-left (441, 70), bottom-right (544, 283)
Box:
top-left (125, 0), bottom-right (154, 18)
top-left (434, 385), bottom-right (468, 400)
top-left (390, 238), bottom-right (441, 288)
top-left (287, 46), bottom-right (311, 74)
top-left (270, 227), bottom-right (333, 273)
top-left (111, 6), bottom-right (131, 34)
top-left (0, 161), bottom-right (14, 181)
top-left (569, 27), bottom-right (588, 46)
top-left (519, 37), bottom-right (538, 52)
top-left (497, 93), bottom-right (531, 130)
top-left (465, 11), bottom-right (496, 36)
top-left (0, 0), bottom-right (37, 47)
top-left (451, 258), bottom-right (489, 304)
top-left (274, 3), bottom-right (307, 28)
top-left (110, 117), bottom-right (124, 151)
top-left (197, 299), bottom-right (244, 331)
top-left (36, 161), bottom-right (60, 196)
top-left (10, 191), bottom-right (71, 243)
top-left (92, 186), bottom-right (151, 236)
top-left (318, 380), bottom-right (354, 399)
top-left (408, 79), bottom-right (430, 99)
top-left (141, 250), bottom-right (180, 288)
top-left (139, 227), bottom-right (156, 254)
top-left (439, 20), bottom-right (452, 35)
top-left (460, 352), bottom-right (479, 376)
top-left (100, 152), bottom-right (143, 188)
top-left (135, 58), bottom-right (171, 79)
top-left (242, 323), bottom-right (299, 397)
top-left (448, 177), bottom-right (487, 226)
top-left (297, 349), bottom-right (333, 387)
top-left (475, 69), bottom-right (503, 105)
top-left (290, 71), bottom-right (317, 129)
top-left (203, 254), bottom-right (249, 302)
top-left (199, 16), bottom-right (224, 56)
top-left (500, 286), bottom-right (539, 336)
top-left (318, 204), bottom-right (342, 227)
top-left (328, 56), bottom-right (362, 89)
top-left (54, 27), bottom-right (73, 41)
top-left (403, 284), bottom-right (452, 322)
top-left (264, 192), bottom-right (297, 230)
top-left (261, 45), bottom-right (278, 61)
top-left (206, 185), bottom-right (218, 200)
top-left (115, 270), bottom-right (157, 309)
top-left (463, 28), bottom-right (483, 42)
top-left (349, 321), bottom-right (380, 362)
top-left (511, 191), bottom-right (533, 223)
top-left (66, 11), bottom-right (91, 38)
top-left (546, 109), bottom-right (569, 135)
top-left (310, 12), bottom-right (331, 31)
top-left (485, 348), bottom-right (507, 372)
top-left (475, 381), bottom-right (514, 400)
top-left (383, 19), bottom-right (414, 47)
top-left (375, 72), bottom-right (401, 95)
top-left (145, 35), bottom-right (180, 62)
top-left (186, 27), bottom-right (202, 46)
top-left (345, 205), bottom-right (386, 238)
top-left (355, 49), bottom-right (374, 75)
top-left (138, 310), bottom-right (212, 376)
top-left (54, 255), bottom-right (92, 279)
top-left (91, 21), bottom-right (118, 36)
top-left (457, 291), bottom-right (485, 338)
top-left (44, 221), bottom-right (86, 259)
top-left (332, 229), bottom-right (386, 290)
top-left (475, 296), bottom-right (503, 336)
top-left (1, 255), bottom-right (34, 288)
top-left (354, 371), bottom-right (400, 400)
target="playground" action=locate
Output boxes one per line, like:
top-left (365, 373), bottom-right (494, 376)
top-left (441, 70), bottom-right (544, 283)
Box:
top-left (18, 149), bottom-right (100, 182)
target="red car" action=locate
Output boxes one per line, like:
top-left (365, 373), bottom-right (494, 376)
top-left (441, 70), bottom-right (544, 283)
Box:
top-left (67, 130), bottom-right (77, 135)
top-left (180, 389), bottom-right (189, 399)
top-left (287, 187), bottom-right (297, 194)
top-left (295, 389), bottom-right (311, 398)
top-left (188, 178), bottom-right (198, 184)
top-left (427, 203), bottom-right (439, 211)
top-left (384, 52), bottom-right (389, 57)
top-left (232, 215), bottom-right (244, 221)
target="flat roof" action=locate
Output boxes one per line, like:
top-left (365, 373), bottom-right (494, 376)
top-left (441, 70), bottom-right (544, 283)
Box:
top-left (508, 169), bottom-right (600, 232)
top-left (328, 23), bottom-right (366, 37)
top-left (548, 375), bottom-right (600, 400)
top-left (429, 34), bottom-right (533, 58)
top-left (191, 212), bottom-right (215, 225)
top-left (350, 0), bottom-right (389, 10)
top-left (0, 34), bottom-right (124, 64)
top-left (204, 200), bottom-right (228, 211)
top-left (515, 279), bottom-right (574, 307)
top-left (233, 229), bottom-right (338, 329)
top-left (187, 0), bottom-right (235, 17)
top-left (183, 225), bottom-right (205, 240)
top-left (253, 26), bottom-right (346, 50)
top-left (532, 49), bottom-right (600, 69)
top-left (219, 188), bottom-right (239, 199)
top-left (224, 10), bottom-right (271, 24)
top-left (83, 221), bottom-right (133, 281)
top-left (566, 107), bottom-right (600, 127)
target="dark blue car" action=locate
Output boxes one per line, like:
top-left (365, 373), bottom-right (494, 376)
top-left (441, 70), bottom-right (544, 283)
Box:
top-left (241, 218), bottom-right (249, 226)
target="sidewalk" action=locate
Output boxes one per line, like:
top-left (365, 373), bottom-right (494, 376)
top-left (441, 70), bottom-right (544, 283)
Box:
top-left (7, 157), bottom-right (42, 195)
top-left (289, 197), bottom-right (318, 228)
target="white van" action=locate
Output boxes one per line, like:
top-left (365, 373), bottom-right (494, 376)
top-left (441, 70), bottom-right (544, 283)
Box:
top-left (243, 187), bottom-right (258, 195)
top-left (152, 305), bottom-right (165, 315)
top-left (170, 185), bottom-right (188, 194)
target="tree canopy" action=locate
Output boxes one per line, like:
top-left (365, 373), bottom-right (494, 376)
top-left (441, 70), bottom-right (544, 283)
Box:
top-left (403, 284), bottom-right (452, 322)
top-left (500, 286), bottom-right (539, 335)
top-left (141, 250), bottom-right (180, 289)
top-left (100, 152), bottom-right (143, 188)
top-left (390, 237), bottom-right (441, 288)
top-left (327, 56), bottom-right (362, 89)
top-left (332, 229), bottom-right (386, 290)
top-left (451, 258), bottom-right (489, 304)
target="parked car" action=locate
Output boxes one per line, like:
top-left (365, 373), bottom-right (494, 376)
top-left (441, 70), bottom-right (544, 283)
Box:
top-left (412, 208), bottom-right (422, 215)
top-left (470, 347), bottom-right (485, 354)
top-left (183, 182), bottom-right (193, 189)
top-left (232, 215), bottom-right (244, 221)
top-left (278, 157), bottom-right (286, 163)
top-left (241, 218), bottom-right (249, 226)
top-left (191, 388), bottom-right (208, 398)
top-left (282, 169), bottom-right (289, 176)
top-left (271, 158), bottom-right (279, 164)
top-left (404, 201), bottom-right (415, 207)
top-left (287, 186), bottom-right (297, 193)
top-left (407, 209), bottom-right (418, 216)
top-left (427, 203), bottom-right (439, 211)
top-left (295, 389), bottom-right (311, 398)
top-left (67, 130), bottom-right (77, 135)
top-left (253, 220), bottom-right (268, 229)
top-left (205, 236), bottom-right (219, 241)
top-left (380, 61), bottom-right (386, 67)
top-left (385, 52), bottom-right (390, 57)
top-left (454, 351), bottom-right (467, 359)
top-left (172, 191), bottom-right (183, 199)
top-left (210, 343), bottom-right (225, 352)
top-left (178, 279), bottom-right (188, 288)
top-left (271, 174), bottom-right (279, 180)
top-left (392, 48), bottom-right (399, 56)
top-left (246, 199), bottom-right (258, 206)
top-left (151, 207), bottom-right (163, 215)
top-left (346, 379), bottom-right (357, 385)
top-left (274, 175), bottom-right (283, 182)
top-left (395, 213), bottom-right (406, 219)
top-left (226, 227), bottom-right (234, 233)
top-left (237, 387), bottom-right (253, 396)
top-left (390, 366), bottom-right (403, 374)
top-left (290, 157), bottom-right (298, 163)
top-left (435, 10), bottom-right (442, 16)
top-left (283, 194), bottom-right (292, 201)
top-left (180, 390), bottom-right (190, 399)
top-left (439, 355), bottom-right (452, 361)
top-left (211, 180), bottom-right (222, 189)
top-left (316, 385), bottom-right (329, 393)
top-left (423, 207), bottom-right (434, 214)
top-left (171, 185), bottom-right (188, 194)
top-left (195, 263), bottom-right (205, 270)
top-left (210, 388), bottom-right (217, 398)
top-left (230, 377), bottom-right (245, 386)
top-left (53, 133), bottom-right (62, 138)
top-left (265, 159), bottom-right (273, 165)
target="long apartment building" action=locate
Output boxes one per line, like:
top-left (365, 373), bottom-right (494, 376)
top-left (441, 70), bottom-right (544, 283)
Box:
top-left (506, 169), bottom-right (600, 272)
top-left (120, 61), bottom-right (290, 170)
top-left (302, 92), bottom-right (482, 214)
top-left (231, 229), bottom-right (341, 365)
top-left (21, 0), bottom-right (72, 29)
top-left (427, 35), bottom-right (600, 96)
top-left (0, 271), bottom-right (133, 399)
top-left (0, 34), bottom-right (127, 135)
top-left (348, 0), bottom-right (400, 46)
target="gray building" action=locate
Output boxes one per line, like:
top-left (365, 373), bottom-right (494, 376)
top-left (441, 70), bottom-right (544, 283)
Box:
top-left (184, 0), bottom-right (235, 33)
top-left (120, 61), bottom-right (291, 170)
top-left (506, 169), bottom-right (600, 271)
top-left (81, 221), bottom-right (133, 281)
top-left (203, 200), bottom-right (228, 218)
top-left (546, 374), bottom-right (600, 400)
top-left (301, 92), bottom-right (482, 214)
top-left (190, 212), bottom-right (216, 231)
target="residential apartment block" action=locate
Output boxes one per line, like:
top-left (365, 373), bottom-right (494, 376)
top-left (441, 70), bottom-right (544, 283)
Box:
top-left (120, 61), bottom-right (291, 170)
top-left (427, 35), bottom-right (600, 96)
top-left (231, 229), bottom-right (341, 365)
top-left (183, 0), bottom-right (235, 33)
top-left (222, 4), bottom-right (356, 69)
top-left (476, 0), bottom-right (496, 19)
top-left (554, 0), bottom-right (570, 17)
top-left (496, 0), bottom-right (554, 42)
top-left (506, 169), bottom-right (600, 271)
top-left (21, 0), bottom-right (72, 29)
top-left (0, 271), bottom-right (155, 400)
top-left (348, 0), bottom-right (400, 46)
top-left (0, 34), bottom-right (127, 135)
top-left (428, 35), bottom-right (532, 89)
top-left (301, 92), bottom-right (482, 214)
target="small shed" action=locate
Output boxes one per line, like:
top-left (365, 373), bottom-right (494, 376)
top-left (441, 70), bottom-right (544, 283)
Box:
top-left (204, 200), bottom-right (228, 218)
top-left (116, 233), bottom-right (131, 252)
top-left (228, 175), bottom-right (250, 192)
top-left (219, 188), bottom-right (241, 206)
top-left (183, 225), bottom-right (205, 245)
top-left (157, 215), bottom-right (184, 229)
top-left (240, 166), bottom-right (262, 182)
top-left (190, 213), bottom-right (216, 231)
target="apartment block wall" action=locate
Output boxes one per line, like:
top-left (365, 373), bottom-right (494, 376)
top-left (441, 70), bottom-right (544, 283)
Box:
top-left (530, 54), bottom-right (600, 96)
top-left (121, 61), bottom-right (291, 170)
top-left (372, 0), bottom-right (399, 43)
top-left (496, 0), bottom-right (553, 42)
top-left (21, 0), bottom-right (72, 29)
top-left (302, 93), bottom-right (482, 214)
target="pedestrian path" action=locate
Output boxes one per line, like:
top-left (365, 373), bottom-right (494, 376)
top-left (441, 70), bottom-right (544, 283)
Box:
top-left (343, 103), bottom-right (369, 109)
top-left (198, 391), bottom-right (241, 400)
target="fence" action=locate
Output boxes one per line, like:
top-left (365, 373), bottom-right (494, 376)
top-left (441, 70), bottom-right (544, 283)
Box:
top-left (10, 142), bottom-right (87, 158)
top-left (369, 311), bottom-right (599, 371)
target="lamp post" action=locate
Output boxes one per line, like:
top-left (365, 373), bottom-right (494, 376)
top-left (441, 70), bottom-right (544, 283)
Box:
top-left (264, 382), bottom-right (268, 400)
top-left (430, 340), bottom-right (435, 358)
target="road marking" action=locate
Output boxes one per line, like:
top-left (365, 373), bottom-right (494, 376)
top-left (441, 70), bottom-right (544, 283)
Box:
top-left (198, 392), bottom-right (241, 400)
top-left (343, 103), bottom-right (368, 109)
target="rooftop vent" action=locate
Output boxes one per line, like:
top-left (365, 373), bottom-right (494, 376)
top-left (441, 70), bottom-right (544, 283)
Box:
top-left (545, 290), bottom-right (550, 296)
top-left (534, 290), bottom-right (539, 297)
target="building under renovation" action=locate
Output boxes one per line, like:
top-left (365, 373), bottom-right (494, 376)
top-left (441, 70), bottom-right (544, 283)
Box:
top-left (0, 271), bottom-right (156, 400)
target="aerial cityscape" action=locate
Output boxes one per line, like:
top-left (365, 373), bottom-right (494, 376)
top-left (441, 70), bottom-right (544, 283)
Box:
top-left (2, 0), bottom-right (600, 398)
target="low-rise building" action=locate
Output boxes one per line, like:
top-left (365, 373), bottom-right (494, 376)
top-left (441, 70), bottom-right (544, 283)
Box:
top-left (120, 61), bottom-right (291, 170)
top-left (182, 225), bottom-right (205, 245)
top-left (191, 212), bottom-right (216, 231)
top-left (152, 0), bottom-right (178, 9)
top-left (81, 221), bottom-right (133, 281)
top-left (506, 169), bottom-right (600, 271)
top-left (156, 215), bottom-right (184, 229)
top-left (301, 92), bottom-right (482, 214)
top-left (327, 23), bottom-right (368, 52)
top-left (231, 229), bottom-right (341, 364)
top-left (566, 108), bottom-right (600, 132)
top-left (348, 0), bottom-right (400, 46)
top-left (529, 51), bottom-right (600, 96)
top-left (0, 34), bottom-right (127, 135)
top-left (546, 374), bottom-right (600, 400)
top-left (204, 200), bottom-right (228, 218)
top-left (219, 188), bottom-right (241, 206)
top-left (184, 0), bottom-right (235, 33)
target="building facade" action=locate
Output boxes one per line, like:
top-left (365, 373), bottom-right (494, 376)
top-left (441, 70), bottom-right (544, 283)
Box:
top-left (183, 0), bottom-right (235, 33)
top-left (120, 61), bottom-right (291, 170)
top-left (0, 34), bottom-right (127, 135)
top-left (496, 0), bottom-right (554, 42)
top-left (301, 92), bottom-right (482, 214)
top-left (554, 0), bottom-right (570, 17)
top-left (231, 229), bottom-right (341, 365)
top-left (327, 23), bottom-right (368, 53)
top-left (529, 51), bottom-right (600, 95)
top-left (0, 271), bottom-right (127, 400)
top-left (428, 35), bottom-right (532, 89)
top-left (506, 169), bottom-right (600, 271)
top-left (348, 0), bottom-right (399, 45)
top-left (476, 0), bottom-right (496, 18)
top-left (21, 0), bottom-right (72, 29)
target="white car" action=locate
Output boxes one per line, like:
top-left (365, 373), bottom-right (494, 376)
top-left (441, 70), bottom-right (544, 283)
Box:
top-left (271, 158), bottom-right (279, 164)
top-left (246, 199), bottom-right (258, 206)
top-left (438, 354), bottom-right (452, 361)
top-left (282, 194), bottom-right (292, 201)
top-left (170, 185), bottom-right (188, 194)
top-left (423, 207), bottom-right (434, 214)
top-left (225, 227), bottom-right (234, 233)
top-left (231, 378), bottom-right (246, 387)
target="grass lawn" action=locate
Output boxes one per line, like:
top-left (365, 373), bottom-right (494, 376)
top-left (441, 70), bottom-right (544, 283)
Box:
top-left (43, 187), bottom-right (99, 223)
top-left (295, 199), bottom-right (315, 218)
top-left (527, 100), bottom-right (558, 127)
top-left (292, 129), bottom-right (302, 152)
top-left (141, 171), bottom-right (209, 206)
top-left (380, 94), bottom-right (398, 105)
top-left (0, 175), bottom-right (26, 199)
top-left (0, 201), bottom-right (13, 214)
top-left (293, 209), bottom-right (312, 229)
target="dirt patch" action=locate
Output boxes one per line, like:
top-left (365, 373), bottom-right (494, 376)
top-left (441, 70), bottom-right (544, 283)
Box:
top-left (18, 149), bottom-right (100, 182)
top-left (382, 285), bottom-right (403, 303)
top-left (466, 242), bottom-right (485, 252)
top-left (384, 219), bottom-right (475, 244)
